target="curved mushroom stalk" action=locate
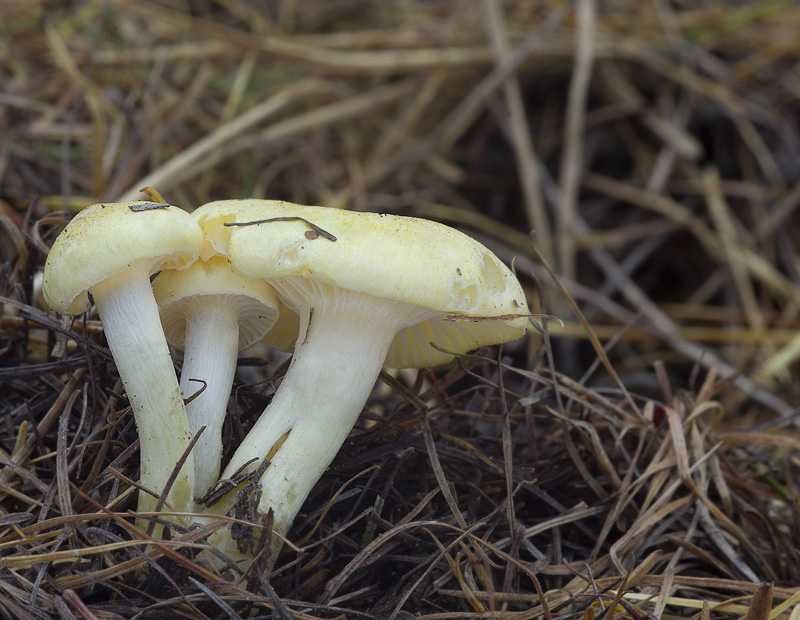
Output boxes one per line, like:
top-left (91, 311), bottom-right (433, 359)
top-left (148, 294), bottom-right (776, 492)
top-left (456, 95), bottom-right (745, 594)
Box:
top-left (178, 297), bottom-right (241, 497)
top-left (207, 282), bottom-right (439, 568)
top-left (91, 262), bottom-right (195, 516)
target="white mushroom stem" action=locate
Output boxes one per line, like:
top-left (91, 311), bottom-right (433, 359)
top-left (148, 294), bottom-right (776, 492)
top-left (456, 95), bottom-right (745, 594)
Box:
top-left (90, 262), bottom-right (195, 517)
top-left (179, 298), bottom-right (240, 498)
top-left (210, 281), bottom-right (439, 566)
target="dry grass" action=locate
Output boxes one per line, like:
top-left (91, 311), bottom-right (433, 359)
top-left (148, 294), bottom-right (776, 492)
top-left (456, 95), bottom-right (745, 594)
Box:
top-left (1, 0), bottom-right (800, 618)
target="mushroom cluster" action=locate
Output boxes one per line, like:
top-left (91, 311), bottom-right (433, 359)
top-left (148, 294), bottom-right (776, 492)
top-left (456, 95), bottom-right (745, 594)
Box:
top-left (43, 198), bottom-right (530, 573)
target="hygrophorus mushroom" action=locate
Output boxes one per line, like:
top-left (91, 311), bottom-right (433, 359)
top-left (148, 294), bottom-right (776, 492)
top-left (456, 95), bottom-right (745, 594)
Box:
top-left (193, 199), bottom-right (530, 571)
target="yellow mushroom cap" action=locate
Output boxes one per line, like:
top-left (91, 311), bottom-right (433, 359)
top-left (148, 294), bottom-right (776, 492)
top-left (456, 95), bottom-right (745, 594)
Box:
top-left (217, 200), bottom-right (529, 368)
top-left (43, 201), bottom-right (202, 315)
top-left (192, 199), bottom-right (241, 261)
top-left (190, 201), bottom-right (300, 352)
top-left (153, 256), bottom-right (280, 351)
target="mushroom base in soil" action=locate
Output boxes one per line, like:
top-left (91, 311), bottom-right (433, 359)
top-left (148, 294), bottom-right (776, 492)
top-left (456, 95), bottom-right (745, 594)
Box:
top-left (206, 279), bottom-right (441, 567)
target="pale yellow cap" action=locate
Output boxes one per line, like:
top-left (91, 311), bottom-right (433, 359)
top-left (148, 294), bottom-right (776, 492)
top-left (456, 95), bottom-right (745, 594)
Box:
top-left (190, 200), bottom-right (300, 351)
top-left (191, 199), bottom-right (243, 260)
top-left (43, 201), bottom-right (202, 315)
top-left (219, 200), bottom-right (529, 368)
top-left (153, 256), bottom-right (281, 351)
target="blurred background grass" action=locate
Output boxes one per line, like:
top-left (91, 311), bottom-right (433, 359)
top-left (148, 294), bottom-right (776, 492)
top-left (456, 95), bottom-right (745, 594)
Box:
top-left (4, 0), bottom-right (800, 413)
